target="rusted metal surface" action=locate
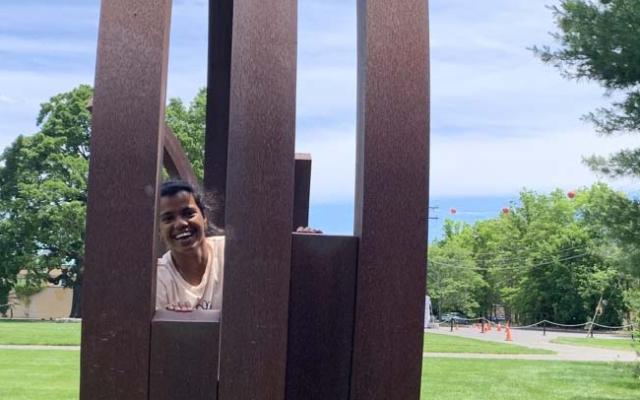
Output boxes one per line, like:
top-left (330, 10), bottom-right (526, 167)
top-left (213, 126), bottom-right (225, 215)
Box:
top-left (163, 123), bottom-right (198, 185)
top-left (293, 153), bottom-right (311, 230)
top-left (350, 1), bottom-right (430, 399)
top-left (286, 234), bottom-right (358, 400)
top-left (150, 311), bottom-right (220, 400)
top-left (80, 1), bottom-right (173, 399)
top-left (217, 0), bottom-right (298, 398)
top-left (203, 0), bottom-right (233, 228)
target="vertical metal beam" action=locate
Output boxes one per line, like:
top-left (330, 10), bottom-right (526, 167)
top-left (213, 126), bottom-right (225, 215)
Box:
top-left (286, 234), bottom-right (358, 400)
top-left (203, 0), bottom-right (233, 229)
top-left (150, 312), bottom-right (221, 400)
top-left (293, 153), bottom-right (312, 230)
top-left (80, 1), bottom-right (172, 399)
top-left (217, 0), bottom-right (298, 399)
top-left (351, 1), bottom-right (430, 399)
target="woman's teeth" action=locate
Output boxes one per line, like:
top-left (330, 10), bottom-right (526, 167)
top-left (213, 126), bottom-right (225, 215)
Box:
top-left (175, 231), bottom-right (191, 239)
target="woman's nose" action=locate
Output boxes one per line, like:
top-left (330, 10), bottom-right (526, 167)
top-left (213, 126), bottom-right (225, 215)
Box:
top-left (173, 218), bottom-right (188, 229)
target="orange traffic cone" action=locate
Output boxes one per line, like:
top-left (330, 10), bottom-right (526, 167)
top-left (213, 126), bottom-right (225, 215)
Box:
top-left (505, 323), bottom-right (513, 342)
top-left (497, 323), bottom-right (502, 332)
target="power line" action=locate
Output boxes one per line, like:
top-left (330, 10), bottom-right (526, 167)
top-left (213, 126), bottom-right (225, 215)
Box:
top-left (428, 245), bottom-right (588, 267)
top-left (428, 252), bottom-right (591, 272)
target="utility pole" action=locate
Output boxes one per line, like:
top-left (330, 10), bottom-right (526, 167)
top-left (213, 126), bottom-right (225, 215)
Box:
top-left (428, 206), bottom-right (439, 220)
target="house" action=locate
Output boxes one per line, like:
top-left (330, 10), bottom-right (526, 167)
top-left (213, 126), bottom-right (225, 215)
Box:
top-left (6, 269), bottom-right (72, 319)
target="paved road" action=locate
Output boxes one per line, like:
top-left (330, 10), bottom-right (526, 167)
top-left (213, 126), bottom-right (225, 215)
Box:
top-left (424, 325), bottom-right (638, 362)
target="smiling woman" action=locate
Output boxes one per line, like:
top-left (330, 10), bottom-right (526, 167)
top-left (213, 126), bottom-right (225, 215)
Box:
top-left (156, 180), bottom-right (224, 312)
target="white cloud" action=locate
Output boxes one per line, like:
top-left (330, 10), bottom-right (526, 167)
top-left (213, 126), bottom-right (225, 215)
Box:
top-left (291, 0), bottom-right (636, 204)
top-left (296, 66), bottom-right (356, 120)
top-left (1, 0), bottom-right (637, 206)
top-left (0, 70), bottom-right (94, 143)
top-left (0, 36), bottom-right (95, 55)
top-left (296, 126), bottom-right (356, 204)
top-left (430, 128), bottom-right (639, 197)
top-left (295, 125), bottom-right (639, 204)
top-left (0, 95), bottom-right (18, 104)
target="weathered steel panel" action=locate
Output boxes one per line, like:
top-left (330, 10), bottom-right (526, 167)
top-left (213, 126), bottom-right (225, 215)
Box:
top-left (80, 1), bottom-right (173, 399)
top-left (217, 0), bottom-right (298, 399)
top-left (351, 1), bottom-right (430, 399)
top-left (293, 153), bottom-right (311, 230)
top-left (150, 311), bottom-right (220, 400)
top-left (203, 0), bottom-right (233, 228)
top-left (286, 234), bottom-right (358, 400)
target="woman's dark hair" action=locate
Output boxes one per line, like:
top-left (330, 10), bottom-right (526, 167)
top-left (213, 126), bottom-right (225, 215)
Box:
top-left (160, 180), bottom-right (206, 214)
top-left (159, 179), bottom-right (223, 236)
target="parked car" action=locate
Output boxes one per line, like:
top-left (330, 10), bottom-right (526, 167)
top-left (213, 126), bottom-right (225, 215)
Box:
top-left (440, 312), bottom-right (470, 325)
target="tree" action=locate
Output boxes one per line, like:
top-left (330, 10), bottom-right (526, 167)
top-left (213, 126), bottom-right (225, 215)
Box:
top-left (577, 183), bottom-right (640, 326)
top-left (501, 188), bottom-right (628, 325)
top-left (0, 85), bottom-right (92, 317)
top-left (165, 87), bottom-right (207, 180)
top-left (428, 185), bottom-right (634, 326)
top-left (534, 0), bottom-right (640, 177)
top-left (0, 86), bottom-right (208, 318)
top-left (427, 221), bottom-right (486, 318)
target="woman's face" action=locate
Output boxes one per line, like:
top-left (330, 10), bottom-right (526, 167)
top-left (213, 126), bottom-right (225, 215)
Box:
top-left (158, 191), bottom-right (207, 254)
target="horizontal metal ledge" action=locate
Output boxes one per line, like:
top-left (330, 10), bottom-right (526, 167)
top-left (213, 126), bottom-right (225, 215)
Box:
top-left (153, 309), bottom-right (221, 323)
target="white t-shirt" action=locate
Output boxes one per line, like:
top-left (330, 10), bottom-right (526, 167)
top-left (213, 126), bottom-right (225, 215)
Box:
top-left (156, 236), bottom-right (225, 311)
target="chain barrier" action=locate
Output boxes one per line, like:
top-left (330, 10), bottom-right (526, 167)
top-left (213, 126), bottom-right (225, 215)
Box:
top-left (437, 317), bottom-right (637, 330)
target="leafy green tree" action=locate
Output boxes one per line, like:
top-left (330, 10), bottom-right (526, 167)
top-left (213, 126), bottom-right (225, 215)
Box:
top-left (428, 221), bottom-right (486, 318)
top-left (0, 211), bottom-right (32, 316)
top-left (468, 215), bottom-right (526, 320)
top-left (0, 85), bottom-right (92, 317)
top-left (165, 87), bottom-right (207, 180)
top-left (534, 0), bottom-right (640, 177)
top-left (501, 189), bottom-right (628, 325)
top-left (429, 186), bottom-right (634, 326)
top-left (0, 86), bottom-right (207, 318)
top-left (577, 183), bottom-right (640, 326)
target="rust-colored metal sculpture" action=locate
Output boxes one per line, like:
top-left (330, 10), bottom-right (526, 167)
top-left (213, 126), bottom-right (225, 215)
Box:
top-left (80, 0), bottom-right (429, 399)
top-left (81, 1), bottom-right (171, 398)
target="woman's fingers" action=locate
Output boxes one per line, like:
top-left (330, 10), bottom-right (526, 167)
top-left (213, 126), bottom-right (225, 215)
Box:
top-left (166, 301), bottom-right (194, 312)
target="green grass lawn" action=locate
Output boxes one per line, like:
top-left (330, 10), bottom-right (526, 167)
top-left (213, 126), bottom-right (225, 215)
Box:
top-left (1, 348), bottom-right (638, 400)
top-left (0, 321), bottom-right (80, 346)
top-left (0, 321), bottom-right (555, 355)
top-left (551, 336), bottom-right (639, 352)
top-left (422, 358), bottom-right (640, 400)
top-left (0, 350), bottom-right (79, 400)
top-left (424, 332), bottom-right (554, 354)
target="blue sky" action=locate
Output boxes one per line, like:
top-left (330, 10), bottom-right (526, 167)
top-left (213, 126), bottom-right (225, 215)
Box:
top-left (1, 0), bottom-right (638, 239)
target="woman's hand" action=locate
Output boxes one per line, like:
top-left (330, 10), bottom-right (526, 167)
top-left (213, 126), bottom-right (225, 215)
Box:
top-left (166, 301), bottom-right (194, 312)
top-left (296, 226), bottom-right (323, 234)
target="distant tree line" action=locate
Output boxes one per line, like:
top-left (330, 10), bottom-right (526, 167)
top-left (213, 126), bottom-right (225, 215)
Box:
top-left (428, 185), bottom-right (640, 328)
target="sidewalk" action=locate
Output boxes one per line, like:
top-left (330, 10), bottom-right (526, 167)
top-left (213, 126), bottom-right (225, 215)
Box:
top-left (424, 326), bottom-right (638, 362)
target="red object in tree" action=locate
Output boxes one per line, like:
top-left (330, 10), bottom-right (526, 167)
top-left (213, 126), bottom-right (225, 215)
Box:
top-left (450, 208), bottom-right (457, 215)
top-left (567, 191), bottom-right (576, 199)
top-left (502, 207), bottom-right (509, 215)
